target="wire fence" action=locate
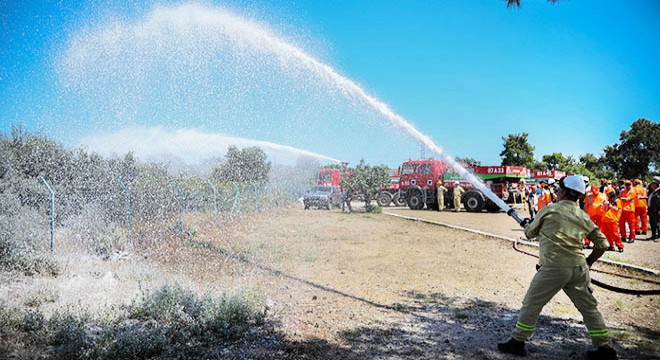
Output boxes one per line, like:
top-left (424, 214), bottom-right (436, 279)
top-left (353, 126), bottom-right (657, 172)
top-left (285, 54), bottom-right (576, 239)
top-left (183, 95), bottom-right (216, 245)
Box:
top-left (29, 177), bottom-right (304, 254)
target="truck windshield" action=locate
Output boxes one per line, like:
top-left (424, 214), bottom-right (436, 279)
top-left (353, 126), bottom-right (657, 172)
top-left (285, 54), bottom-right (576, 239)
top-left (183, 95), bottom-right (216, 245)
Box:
top-left (401, 164), bottom-right (417, 175)
top-left (319, 173), bottom-right (333, 182)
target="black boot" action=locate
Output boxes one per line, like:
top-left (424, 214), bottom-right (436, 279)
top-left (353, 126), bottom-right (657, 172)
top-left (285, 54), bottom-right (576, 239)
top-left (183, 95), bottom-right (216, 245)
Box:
top-left (586, 346), bottom-right (618, 360)
top-left (497, 338), bottom-right (527, 356)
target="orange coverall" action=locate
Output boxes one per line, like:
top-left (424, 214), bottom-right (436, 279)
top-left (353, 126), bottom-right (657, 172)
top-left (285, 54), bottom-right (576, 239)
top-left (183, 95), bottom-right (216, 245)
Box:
top-left (634, 184), bottom-right (648, 233)
top-left (583, 188), bottom-right (606, 246)
top-left (618, 187), bottom-right (637, 240)
top-left (601, 199), bottom-right (624, 250)
top-left (537, 188), bottom-right (552, 211)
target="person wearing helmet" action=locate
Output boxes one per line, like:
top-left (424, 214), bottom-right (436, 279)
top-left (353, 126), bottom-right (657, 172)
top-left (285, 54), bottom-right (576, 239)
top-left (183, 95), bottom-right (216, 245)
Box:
top-left (436, 179), bottom-right (447, 211)
top-left (452, 181), bottom-right (465, 212)
top-left (600, 189), bottom-right (625, 252)
top-left (498, 175), bottom-right (616, 360)
top-left (537, 181), bottom-right (552, 211)
top-left (582, 184), bottom-right (606, 249)
top-left (618, 180), bottom-right (637, 243)
top-left (632, 179), bottom-right (648, 235)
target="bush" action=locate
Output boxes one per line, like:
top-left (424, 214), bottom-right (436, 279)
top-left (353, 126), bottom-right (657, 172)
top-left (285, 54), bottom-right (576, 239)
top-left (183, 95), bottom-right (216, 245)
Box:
top-left (0, 285), bottom-right (267, 359)
top-left (62, 202), bottom-right (125, 256)
top-left (0, 193), bottom-right (59, 275)
top-left (365, 204), bottom-right (382, 214)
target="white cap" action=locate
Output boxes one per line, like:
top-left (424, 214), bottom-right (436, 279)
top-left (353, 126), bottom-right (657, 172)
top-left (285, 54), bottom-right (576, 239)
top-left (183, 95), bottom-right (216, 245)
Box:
top-left (547, 178), bottom-right (556, 185)
top-left (582, 175), bottom-right (589, 183)
top-left (454, 181), bottom-right (459, 185)
top-left (562, 175), bottom-right (586, 194)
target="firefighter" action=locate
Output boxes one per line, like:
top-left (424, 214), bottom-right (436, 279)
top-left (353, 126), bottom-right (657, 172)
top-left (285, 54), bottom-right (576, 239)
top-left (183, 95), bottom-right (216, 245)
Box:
top-left (527, 184), bottom-right (537, 217)
top-left (518, 178), bottom-right (528, 211)
top-left (453, 181), bottom-right (465, 212)
top-left (498, 175), bottom-right (616, 360)
top-left (632, 179), bottom-right (648, 235)
top-left (648, 179), bottom-right (660, 240)
top-left (618, 180), bottom-right (637, 243)
top-left (600, 189), bottom-right (625, 252)
top-left (583, 184), bottom-right (606, 248)
top-left (436, 180), bottom-right (447, 211)
top-left (341, 187), bottom-right (353, 213)
top-left (537, 181), bottom-right (552, 211)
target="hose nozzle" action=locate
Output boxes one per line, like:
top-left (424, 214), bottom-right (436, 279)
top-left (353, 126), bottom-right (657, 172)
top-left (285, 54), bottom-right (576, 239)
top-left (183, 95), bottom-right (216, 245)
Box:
top-left (508, 208), bottom-right (532, 227)
top-left (507, 208), bottom-right (523, 224)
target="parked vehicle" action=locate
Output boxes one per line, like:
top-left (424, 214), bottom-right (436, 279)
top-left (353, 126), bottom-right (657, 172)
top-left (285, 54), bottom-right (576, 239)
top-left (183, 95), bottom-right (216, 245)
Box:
top-left (398, 159), bottom-right (531, 212)
top-left (376, 168), bottom-right (406, 207)
top-left (303, 185), bottom-right (342, 210)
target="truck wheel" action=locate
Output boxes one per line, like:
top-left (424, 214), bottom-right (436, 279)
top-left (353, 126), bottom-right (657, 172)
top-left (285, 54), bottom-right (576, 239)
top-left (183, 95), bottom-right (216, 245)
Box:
top-left (407, 191), bottom-right (424, 210)
top-left (377, 192), bottom-right (392, 207)
top-left (392, 193), bottom-right (406, 207)
top-left (463, 191), bottom-right (485, 212)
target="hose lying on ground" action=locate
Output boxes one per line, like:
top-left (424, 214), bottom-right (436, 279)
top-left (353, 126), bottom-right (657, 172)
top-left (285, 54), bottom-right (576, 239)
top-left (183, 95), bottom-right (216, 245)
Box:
top-left (512, 239), bottom-right (660, 296)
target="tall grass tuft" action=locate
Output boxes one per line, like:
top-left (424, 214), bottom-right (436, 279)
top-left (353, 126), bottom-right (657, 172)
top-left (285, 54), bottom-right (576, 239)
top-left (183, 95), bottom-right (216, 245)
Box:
top-left (0, 194), bottom-right (59, 275)
top-left (0, 284), bottom-right (267, 359)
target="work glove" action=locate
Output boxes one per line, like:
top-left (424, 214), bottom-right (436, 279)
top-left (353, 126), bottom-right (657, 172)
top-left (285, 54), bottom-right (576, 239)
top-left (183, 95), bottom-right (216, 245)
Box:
top-left (519, 218), bottom-right (532, 228)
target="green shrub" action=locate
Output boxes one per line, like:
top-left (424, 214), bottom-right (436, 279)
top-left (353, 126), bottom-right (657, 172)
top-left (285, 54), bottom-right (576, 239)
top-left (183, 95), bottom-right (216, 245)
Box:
top-left (364, 204), bottom-right (382, 213)
top-left (0, 193), bottom-right (59, 275)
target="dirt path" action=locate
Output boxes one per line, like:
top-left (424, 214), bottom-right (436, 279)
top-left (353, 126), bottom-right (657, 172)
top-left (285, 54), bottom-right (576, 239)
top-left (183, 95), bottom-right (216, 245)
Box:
top-left (2, 206), bottom-right (657, 359)
top-left (232, 207), bottom-right (659, 359)
top-left (384, 206), bottom-right (660, 271)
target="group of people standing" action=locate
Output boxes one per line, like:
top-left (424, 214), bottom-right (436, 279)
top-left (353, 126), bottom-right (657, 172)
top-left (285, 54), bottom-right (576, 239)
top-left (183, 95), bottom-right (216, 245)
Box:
top-left (435, 180), bottom-right (464, 212)
top-left (521, 176), bottom-right (660, 251)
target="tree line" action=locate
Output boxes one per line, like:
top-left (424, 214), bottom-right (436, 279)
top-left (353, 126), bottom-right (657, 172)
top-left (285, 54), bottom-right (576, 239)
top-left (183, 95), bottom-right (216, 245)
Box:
top-left (499, 119), bottom-right (659, 181)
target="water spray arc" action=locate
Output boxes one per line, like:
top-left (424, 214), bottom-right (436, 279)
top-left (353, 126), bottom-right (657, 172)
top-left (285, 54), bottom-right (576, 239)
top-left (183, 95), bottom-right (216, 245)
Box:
top-left (60, 3), bottom-right (522, 222)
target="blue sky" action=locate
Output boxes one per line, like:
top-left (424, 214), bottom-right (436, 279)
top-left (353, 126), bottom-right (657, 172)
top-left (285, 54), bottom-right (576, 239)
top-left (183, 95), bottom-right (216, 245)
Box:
top-left (1, 0), bottom-right (659, 168)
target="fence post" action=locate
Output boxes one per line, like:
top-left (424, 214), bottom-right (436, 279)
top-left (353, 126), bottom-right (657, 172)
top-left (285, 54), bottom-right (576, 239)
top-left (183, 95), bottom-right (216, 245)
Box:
top-left (230, 183), bottom-right (241, 218)
top-left (39, 176), bottom-right (55, 252)
top-left (172, 181), bottom-right (184, 237)
top-left (118, 179), bottom-right (132, 245)
top-left (252, 183), bottom-right (260, 212)
top-left (206, 180), bottom-right (218, 224)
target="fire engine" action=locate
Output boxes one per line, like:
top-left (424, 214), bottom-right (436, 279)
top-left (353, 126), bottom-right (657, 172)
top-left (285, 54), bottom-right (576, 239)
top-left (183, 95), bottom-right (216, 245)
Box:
top-left (398, 159), bottom-right (531, 212)
top-left (376, 168), bottom-right (406, 207)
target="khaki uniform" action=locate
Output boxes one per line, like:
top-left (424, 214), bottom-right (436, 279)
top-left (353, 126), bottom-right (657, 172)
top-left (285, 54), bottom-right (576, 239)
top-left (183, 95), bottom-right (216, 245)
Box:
top-left (437, 182), bottom-right (447, 210)
top-left (453, 185), bottom-right (465, 212)
top-left (512, 200), bottom-right (612, 348)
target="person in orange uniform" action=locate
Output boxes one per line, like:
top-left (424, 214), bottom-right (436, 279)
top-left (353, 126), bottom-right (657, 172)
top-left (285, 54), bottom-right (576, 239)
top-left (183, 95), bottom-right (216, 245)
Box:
top-left (583, 185), bottom-right (606, 248)
top-left (537, 181), bottom-right (552, 212)
top-left (632, 179), bottom-right (648, 235)
top-left (601, 189), bottom-right (624, 252)
top-left (618, 180), bottom-right (637, 243)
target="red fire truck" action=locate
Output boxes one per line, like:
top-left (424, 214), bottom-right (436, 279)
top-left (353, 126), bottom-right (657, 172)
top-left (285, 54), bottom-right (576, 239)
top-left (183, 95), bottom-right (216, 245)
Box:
top-left (376, 168), bottom-right (406, 207)
top-left (317, 168), bottom-right (342, 187)
top-left (398, 159), bottom-right (530, 212)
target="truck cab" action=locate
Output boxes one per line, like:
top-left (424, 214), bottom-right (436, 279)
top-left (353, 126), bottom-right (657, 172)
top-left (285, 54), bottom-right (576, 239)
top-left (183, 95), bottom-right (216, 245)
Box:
top-left (399, 159), bottom-right (448, 210)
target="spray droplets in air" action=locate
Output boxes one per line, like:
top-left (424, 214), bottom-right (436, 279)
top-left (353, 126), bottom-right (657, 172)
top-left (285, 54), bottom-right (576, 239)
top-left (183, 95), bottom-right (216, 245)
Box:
top-left (58, 2), bottom-right (509, 211)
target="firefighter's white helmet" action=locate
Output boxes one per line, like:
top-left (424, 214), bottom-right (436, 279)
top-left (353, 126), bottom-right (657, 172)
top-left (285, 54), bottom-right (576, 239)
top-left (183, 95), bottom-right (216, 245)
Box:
top-left (561, 175), bottom-right (586, 195)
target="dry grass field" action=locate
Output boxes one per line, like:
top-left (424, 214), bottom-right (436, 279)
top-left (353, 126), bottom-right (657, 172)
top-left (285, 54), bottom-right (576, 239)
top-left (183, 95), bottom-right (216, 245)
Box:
top-left (1, 205), bottom-right (658, 359)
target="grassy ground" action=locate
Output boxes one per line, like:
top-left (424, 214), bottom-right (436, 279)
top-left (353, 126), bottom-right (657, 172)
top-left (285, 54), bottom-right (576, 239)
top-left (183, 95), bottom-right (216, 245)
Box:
top-left (1, 205), bottom-right (658, 359)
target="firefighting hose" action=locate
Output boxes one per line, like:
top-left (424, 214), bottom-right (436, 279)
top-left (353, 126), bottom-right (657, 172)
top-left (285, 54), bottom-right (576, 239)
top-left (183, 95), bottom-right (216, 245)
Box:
top-left (506, 209), bottom-right (660, 296)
